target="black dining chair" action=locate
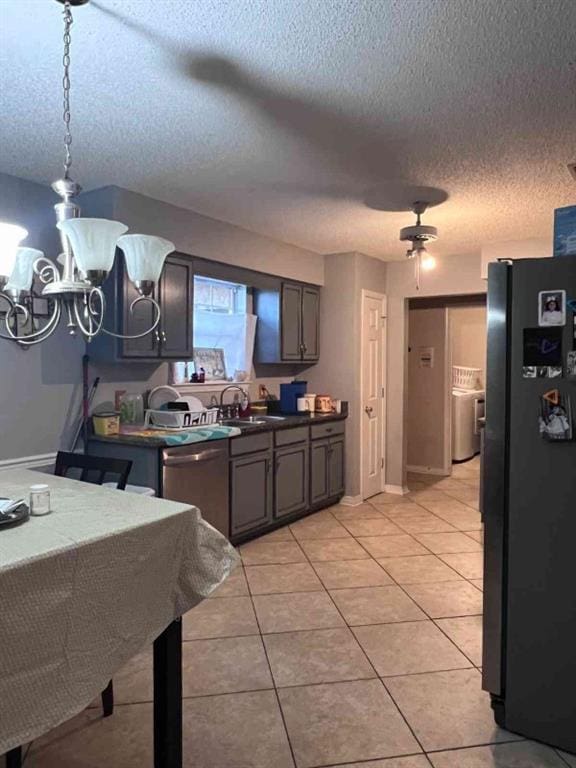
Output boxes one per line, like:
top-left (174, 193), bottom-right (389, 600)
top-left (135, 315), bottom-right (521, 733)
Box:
top-left (54, 451), bottom-right (133, 718)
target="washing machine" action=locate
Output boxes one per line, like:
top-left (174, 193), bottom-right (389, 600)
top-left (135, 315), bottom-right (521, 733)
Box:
top-left (452, 388), bottom-right (485, 462)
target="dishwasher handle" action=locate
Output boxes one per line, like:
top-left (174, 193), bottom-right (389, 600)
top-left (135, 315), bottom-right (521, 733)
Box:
top-left (162, 448), bottom-right (224, 467)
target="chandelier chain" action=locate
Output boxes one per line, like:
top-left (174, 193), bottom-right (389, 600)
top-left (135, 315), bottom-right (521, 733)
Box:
top-left (62, 1), bottom-right (73, 179)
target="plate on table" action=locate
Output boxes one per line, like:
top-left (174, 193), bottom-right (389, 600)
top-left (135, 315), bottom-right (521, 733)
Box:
top-left (0, 498), bottom-right (30, 528)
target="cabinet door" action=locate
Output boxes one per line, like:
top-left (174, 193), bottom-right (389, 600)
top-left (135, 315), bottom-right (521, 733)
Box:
top-left (274, 443), bottom-right (309, 519)
top-left (281, 283), bottom-right (303, 361)
top-left (158, 255), bottom-right (193, 359)
top-left (328, 437), bottom-right (345, 498)
top-left (121, 266), bottom-right (159, 358)
top-left (230, 453), bottom-right (272, 535)
top-left (301, 286), bottom-right (320, 361)
top-left (310, 439), bottom-right (330, 505)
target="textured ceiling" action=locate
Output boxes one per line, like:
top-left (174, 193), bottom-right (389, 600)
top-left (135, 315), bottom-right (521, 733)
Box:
top-left (1, 0), bottom-right (575, 260)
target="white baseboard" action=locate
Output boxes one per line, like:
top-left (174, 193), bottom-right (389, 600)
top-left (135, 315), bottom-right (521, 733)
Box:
top-left (383, 483), bottom-right (409, 496)
top-left (340, 494), bottom-right (364, 507)
top-left (0, 452), bottom-right (57, 471)
top-left (407, 464), bottom-right (450, 477)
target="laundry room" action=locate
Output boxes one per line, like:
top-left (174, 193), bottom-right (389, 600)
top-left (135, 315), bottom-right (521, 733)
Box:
top-left (406, 295), bottom-right (487, 477)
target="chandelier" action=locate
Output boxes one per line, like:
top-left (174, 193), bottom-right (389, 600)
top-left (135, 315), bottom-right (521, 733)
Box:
top-left (0, 0), bottom-right (174, 347)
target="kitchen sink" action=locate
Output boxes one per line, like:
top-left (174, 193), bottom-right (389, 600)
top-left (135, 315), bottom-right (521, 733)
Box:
top-left (221, 415), bottom-right (287, 426)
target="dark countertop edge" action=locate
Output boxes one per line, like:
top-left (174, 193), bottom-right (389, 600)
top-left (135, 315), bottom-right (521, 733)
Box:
top-left (88, 411), bottom-right (348, 448)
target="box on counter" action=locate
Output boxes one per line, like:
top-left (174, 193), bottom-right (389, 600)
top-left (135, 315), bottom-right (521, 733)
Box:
top-left (554, 205), bottom-right (576, 257)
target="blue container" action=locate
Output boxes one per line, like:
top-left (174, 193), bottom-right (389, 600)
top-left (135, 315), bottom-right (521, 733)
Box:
top-left (280, 381), bottom-right (307, 414)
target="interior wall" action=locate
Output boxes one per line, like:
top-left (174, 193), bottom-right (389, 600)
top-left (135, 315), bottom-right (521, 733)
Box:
top-left (407, 307), bottom-right (449, 474)
top-left (111, 187), bottom-right (324, 285)
top-left (0, 173), bottom-right (84, 462)
top-left (450, 305), bottom-right (487, 387)
top-left (306, 252), bottom-right (387, 500)
top-left (385, 251), bottom-right (487, 490)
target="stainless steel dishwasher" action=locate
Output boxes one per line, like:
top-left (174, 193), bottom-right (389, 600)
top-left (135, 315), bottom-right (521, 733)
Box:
top-left (162, 442), bottom-right (230, 538)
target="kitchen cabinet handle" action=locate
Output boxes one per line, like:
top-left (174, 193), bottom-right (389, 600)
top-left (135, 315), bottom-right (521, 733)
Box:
top-left (364, 406), bottom-right (373, 415)
top-left (161, 330), bottom-right (167, 343)
top-left (154, 330), bottom-right (160, 345)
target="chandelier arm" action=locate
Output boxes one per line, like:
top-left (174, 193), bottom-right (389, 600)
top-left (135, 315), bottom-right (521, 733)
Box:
top-left (100, 295), bottom-right (162, 340)
top-left (34, 257), bottom-right (60, 285)
top-left (73, 289), bottom-right (105, 340)
top-left (0, 298), bottom-right (62, 345)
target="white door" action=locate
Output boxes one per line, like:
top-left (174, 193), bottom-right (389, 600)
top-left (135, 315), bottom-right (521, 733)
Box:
top-left (361, 291), bottom-right (386, 499)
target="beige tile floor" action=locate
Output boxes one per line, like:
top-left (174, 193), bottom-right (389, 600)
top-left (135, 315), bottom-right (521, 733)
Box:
top-left (21, 457), bottom-right (576, 767)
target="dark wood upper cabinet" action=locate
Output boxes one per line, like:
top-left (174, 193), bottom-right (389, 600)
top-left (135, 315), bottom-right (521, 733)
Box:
top-left (254, 281), bottom-right (320, 364)
top-left (281, 283), bottom-right (303, 360)
top-left (88, 253), bottom-right (193, 362)
top-left (301, 286), bottom-right (320, 361)
top-left (157, 255), bottom-right (194, 359)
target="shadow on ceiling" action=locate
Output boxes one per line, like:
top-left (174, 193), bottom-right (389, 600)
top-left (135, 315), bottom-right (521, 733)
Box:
top-left (92, 3), bottom-right (448, 210)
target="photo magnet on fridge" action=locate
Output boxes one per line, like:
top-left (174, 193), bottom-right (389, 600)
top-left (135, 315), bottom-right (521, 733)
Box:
top-left (538, 290), bottom-right (566, 326)
top-left (539, 391), bottom-right (573, 441)
top-left (522, 366), bottom-right (537, 378)
top-left (523, 327), bottom-right (563, 367)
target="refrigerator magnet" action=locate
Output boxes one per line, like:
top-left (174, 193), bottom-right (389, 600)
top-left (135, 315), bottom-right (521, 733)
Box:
top-left (539, 391), bottom-right (573, 441)
top-left (567, 351), bottom-right (576, 377)
top-left (522, 366), bottom-right (537, 378)
top-left (538, 290), bottom-right (566, 326)
top-left (523, 327), bottom-right (563, 367)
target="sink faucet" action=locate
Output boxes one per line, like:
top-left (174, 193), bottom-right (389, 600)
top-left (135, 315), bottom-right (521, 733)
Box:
top-left (219, 385), bottom-right (250, 420)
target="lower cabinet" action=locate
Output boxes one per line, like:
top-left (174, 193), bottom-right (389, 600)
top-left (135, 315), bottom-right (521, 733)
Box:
top-left (274, 443), bottom-right (309, 519)
top-left (230, 451), bottom-right (273, 536)
top-left (229, 422), bottom-right (346, 542)
top-left (311, 436), bottom-right (345, 507)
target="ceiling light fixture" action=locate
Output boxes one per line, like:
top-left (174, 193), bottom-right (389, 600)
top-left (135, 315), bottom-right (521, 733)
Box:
top-left (399, 201), bottom-right (438, 289)
top-left (0, 0), bottom-right (173, 346)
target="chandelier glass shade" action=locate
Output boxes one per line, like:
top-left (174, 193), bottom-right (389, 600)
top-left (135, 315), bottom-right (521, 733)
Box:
top-left (0, 1), bottom-right (173, 347)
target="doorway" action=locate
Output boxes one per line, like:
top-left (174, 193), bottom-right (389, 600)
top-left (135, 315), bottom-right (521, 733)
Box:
top-left (406, 294), bottom-right (487, 476)
top-left (360, 290), bottom-right (387, 499)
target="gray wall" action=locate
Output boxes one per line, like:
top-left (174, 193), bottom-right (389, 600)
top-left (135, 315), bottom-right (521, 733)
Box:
top-left (407, 307), bottom-right (450, 473)
top-left (306, 252), bottom-right (387, 499)
top-left (450, 305), bottom-right (487, 387)
top-left (0, 173), bottom-right (84, 461)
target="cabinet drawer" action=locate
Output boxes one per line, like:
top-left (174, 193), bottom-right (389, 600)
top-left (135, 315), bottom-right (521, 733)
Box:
top-left (230, 432), bottom-right (272, 456)
top-left (274, 426), bottom-right (309, 447)
top-left (310, 421), bottom-right (345, 440)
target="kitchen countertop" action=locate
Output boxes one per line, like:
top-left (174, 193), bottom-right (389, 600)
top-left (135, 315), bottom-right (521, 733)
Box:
top-left (89, 410), bottom-right (348, 448)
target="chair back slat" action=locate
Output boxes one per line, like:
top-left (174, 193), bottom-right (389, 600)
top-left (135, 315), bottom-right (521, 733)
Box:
top-left (55, 451), bottom-right (132, 491)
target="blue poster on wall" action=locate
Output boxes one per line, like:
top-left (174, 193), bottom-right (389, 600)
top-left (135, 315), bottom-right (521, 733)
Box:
top-left (554, 205), bottom-right (576, 257)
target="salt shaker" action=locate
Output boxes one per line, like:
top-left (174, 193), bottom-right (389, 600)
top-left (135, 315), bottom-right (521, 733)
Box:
top-left (30, 484), bottom-right (51, 516)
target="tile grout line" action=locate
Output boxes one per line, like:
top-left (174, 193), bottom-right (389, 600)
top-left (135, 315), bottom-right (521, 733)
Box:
top-left (294, 528), bottom-right (431, 763)
top-left (244, 552), bottom-right (300, 768)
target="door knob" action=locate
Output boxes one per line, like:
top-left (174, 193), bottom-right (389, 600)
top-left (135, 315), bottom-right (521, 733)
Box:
top-left (365, 406), bottom-right (373, 415)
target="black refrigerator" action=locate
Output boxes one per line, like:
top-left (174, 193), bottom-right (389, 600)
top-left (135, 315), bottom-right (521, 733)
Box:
top-left (483, 257), bottom-right (576, 754)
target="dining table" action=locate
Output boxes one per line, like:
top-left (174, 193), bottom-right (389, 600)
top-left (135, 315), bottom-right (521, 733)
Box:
top-left (0, 468), bottom-right (239, 767)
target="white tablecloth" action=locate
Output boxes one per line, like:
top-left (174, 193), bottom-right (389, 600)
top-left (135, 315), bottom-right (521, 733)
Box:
top-left (0, 469), bottom-right (238, 754)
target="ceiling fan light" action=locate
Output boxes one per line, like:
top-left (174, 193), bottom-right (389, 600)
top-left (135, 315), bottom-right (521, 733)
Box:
top-left (421, 253), bottom-right (437, 271)
top-left (57, 218), bottom-right (128, 277)
top-left (0, 222), bottom-right (28, 282)
top-left (5, 247), bottom-right (45, 295)
top-left (117, 234), bottom-right (175, 286)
